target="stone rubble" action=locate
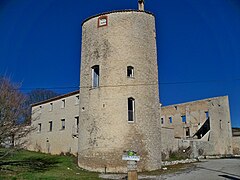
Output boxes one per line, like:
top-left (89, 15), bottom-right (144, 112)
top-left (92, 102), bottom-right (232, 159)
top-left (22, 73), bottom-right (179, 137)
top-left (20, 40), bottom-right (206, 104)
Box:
top-left (162, 158), bottom-right (198, 166)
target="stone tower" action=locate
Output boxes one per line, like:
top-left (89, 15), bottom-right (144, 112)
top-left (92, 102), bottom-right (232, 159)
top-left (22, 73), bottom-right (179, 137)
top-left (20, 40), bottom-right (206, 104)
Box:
top-left (78, 7), bottom-right (161, 172)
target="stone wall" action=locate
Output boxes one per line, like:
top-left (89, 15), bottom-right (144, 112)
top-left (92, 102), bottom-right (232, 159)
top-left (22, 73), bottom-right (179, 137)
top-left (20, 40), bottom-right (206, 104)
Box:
top-left (161, 96), bottom-right (233, 157)
top-left (161, 127), bottom-right (178, 160)
top-left (79, 10), bottom-right (161, 173)
top-left (28, 91), bottom-right (79, 155)
top-left (232, 136), bottom-right (240, 155)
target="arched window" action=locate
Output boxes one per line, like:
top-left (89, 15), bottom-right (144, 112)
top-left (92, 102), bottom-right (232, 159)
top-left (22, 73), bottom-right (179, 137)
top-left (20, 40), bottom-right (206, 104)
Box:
top-left (127, 66), bottom-right (134, 78)
top-left (92, 65), bottom-right (99, 88)
top-left (128, 97), bottom-right (135, 122)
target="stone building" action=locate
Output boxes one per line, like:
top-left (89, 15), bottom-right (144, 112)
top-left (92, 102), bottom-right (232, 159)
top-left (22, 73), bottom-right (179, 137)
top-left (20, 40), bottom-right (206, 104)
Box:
top-left (27, 1), bottom-right (240, 174)
top-left (78, 9), bottom-right (161, 172)
top-left (161, 96), bottom-right (233, 159)
top-left (28, 91), bottom-right (80, 155)
top-left (232, 128), bottom-right (240, 155)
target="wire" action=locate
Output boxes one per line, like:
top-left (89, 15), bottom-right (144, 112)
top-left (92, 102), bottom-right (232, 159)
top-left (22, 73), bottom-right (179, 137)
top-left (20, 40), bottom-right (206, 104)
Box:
top-left (19, 83), bottom-right (158, 91)
top-left (18, 77), bottom-right (240, 91)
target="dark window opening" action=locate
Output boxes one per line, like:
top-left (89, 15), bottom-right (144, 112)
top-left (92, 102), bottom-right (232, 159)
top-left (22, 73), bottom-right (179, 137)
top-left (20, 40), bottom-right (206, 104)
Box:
top-left (169, 117), bottom-right (172, 123)
top-left (161, 118), bottom-right (164, 124)
top-left (92, 65), bottom-right (99, 88)
top-left (186, 127), bottom-right (190, 137)
top-left (181, 115), bottom-right (186, 123)
top-left (61, 119), bottom-right (65, 130)
top-left (128, 97), bottom-right (135, 122)
top-left (75, 116), bottom-right (79, 133)
top-left (127, 66), bottom-right (134, 78)
top-left (49, 121), bottom-right (53, 132)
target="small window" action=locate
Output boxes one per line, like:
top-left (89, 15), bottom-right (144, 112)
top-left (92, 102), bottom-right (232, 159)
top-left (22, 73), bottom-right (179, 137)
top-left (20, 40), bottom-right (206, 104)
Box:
top-left (62, 100), bottom-right (65, 108)
top-left (186, 127), bottom-right (190, 137)
top-left (38, 123), bottom-right (42, 132)
top-left (205, 111), bottom-right (209, 119)
top-left (220, 119), bottom-right (222, 129)
top-left (49, 121), bottom-right (53, 132)
top-left (127, 66), bottom-right (134, 78)
top-left (169, 117), bottom-right (172, 123)
top-left (39, 106), bottom-right (42, 113)
top-left (61, 119), bottom-right (65, 130)
top-left (49, 103), bottom-right (53, 111)
top-left (75, 95), bottom-right (79, 105)
top-left (75, 116), bottom-right (79, 133)
top-left (128, 97), bottom-right (135, 122)
top-left (98, 16), bottom-right (108, 27)
top-left (181, 115), bottom-right (186, 123)
top-left (161, 118), bottom-right (164, 124)
top-left (92, 65), bottom-right (100, 88)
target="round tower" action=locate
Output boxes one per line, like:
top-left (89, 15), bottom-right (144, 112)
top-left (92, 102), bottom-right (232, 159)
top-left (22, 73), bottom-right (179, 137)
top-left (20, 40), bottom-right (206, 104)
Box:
top-left (78, 10), bottom-right (161, 172)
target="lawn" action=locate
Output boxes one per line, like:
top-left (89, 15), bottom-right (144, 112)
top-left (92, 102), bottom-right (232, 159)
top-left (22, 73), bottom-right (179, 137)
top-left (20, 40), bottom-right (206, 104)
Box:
top-left (0, 148), bottom-right (101, 180)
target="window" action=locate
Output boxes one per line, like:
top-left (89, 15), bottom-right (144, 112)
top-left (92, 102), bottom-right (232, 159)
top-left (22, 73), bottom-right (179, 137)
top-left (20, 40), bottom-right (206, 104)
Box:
top-left (49, 121), bottom-right (53, 132)
top-left (161, 118), bottom-right (164, 124)
top-left (61, 119), bottom-right (65, 130)
top-left (186, 127), bottom-right (190, 137)
top-left (128, 97), bottom-right (135, 122)
top-left (38, 123), bottom-right (41, 132)
top-left (205, 111), bottom-right (209, 119)
top-left (39, 106), bottom-right (42, 113)
top-left (98, 16), bottom-right (108, 27)
top-left (75, 116), bottom-right (79, 133)
top-left (92, 65), bottom-right (100, 88)
top-left (169, 117), bottom-right (172, 123)
top-left (49, 103), bottom-right (53, 111)
top-left (75, 95), bottom-right (79, 105)
top-left (127, 66), bottom-right (134, 78)
top-left (61, 100), bottom-right (65, 108)
top-left (220, 119), bottom-right (222, 129)
top-left (181, 115), bottom-right (186, 123)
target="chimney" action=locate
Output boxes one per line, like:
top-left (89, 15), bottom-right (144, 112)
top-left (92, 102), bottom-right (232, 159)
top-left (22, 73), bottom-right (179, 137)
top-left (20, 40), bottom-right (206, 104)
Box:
top-left (138, 0), bottom-right (144, 11)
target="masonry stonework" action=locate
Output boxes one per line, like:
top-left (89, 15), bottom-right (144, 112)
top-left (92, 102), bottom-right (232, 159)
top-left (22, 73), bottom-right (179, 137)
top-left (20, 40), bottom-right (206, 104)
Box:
top-left (161, 96), bottom-right (233, 158)
top-left (26, 6), bottom-right (240, 174)
top-left (232, 136), bottom-right (240, 155)
top-left (28, 91), bottom-right (79, 155)
top-left (78, 10), bottom-right (161, 172)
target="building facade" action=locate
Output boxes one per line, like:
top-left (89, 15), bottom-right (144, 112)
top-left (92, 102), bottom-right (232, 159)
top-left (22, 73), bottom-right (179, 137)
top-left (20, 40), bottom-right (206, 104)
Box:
top-left (27, 4), bottom-right (239, 174)
top-left (78, 10), bottom-right (161, 172)
top-left (161, 96), bottom-right (233, 159)
top-left (28, 91), bottom-right (80, 155)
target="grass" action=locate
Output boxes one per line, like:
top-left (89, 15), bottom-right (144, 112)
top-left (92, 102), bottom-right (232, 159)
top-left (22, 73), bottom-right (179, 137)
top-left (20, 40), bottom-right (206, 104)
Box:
top-left (0, 148), bottom-right (101, 180)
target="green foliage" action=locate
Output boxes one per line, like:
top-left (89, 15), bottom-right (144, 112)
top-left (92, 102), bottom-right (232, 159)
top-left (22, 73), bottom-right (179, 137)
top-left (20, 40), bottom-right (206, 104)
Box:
top-left (0, 148), bottom-right (101, 180)
top-left (168, 147), bottom-right (192, 161)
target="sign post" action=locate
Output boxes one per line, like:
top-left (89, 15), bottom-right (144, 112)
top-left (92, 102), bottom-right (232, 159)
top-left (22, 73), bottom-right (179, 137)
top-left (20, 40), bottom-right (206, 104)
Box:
top-left (122, 151), bottom-right (140, 180)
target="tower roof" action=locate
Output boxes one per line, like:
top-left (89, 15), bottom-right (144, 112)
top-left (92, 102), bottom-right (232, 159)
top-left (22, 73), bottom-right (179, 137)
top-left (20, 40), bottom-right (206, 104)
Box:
top-left (81, 9), bottom-right (154, 26)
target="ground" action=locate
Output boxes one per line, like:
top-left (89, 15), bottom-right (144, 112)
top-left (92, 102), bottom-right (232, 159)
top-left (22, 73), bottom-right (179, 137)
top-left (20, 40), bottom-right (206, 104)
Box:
top-left (1, 149), bottom-right (239, 180)
top-left (0, 148), bottom-right (100, 180)
top-left (100, 159), bottom-right (240, 179)
top-left (161, 158), bottom-right (240, 180)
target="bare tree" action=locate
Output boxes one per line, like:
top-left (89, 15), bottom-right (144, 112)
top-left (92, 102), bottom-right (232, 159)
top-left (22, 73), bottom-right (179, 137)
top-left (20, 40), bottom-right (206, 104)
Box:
top-left (0, 77), bottom-right (33, 152)
top-left (26, 89), bottom-right (59, 105)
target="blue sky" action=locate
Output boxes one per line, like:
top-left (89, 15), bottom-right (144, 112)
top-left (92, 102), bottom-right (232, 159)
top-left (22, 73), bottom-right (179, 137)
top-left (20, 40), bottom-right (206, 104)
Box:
top-left (0, 0), bottom-right (239, 127)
